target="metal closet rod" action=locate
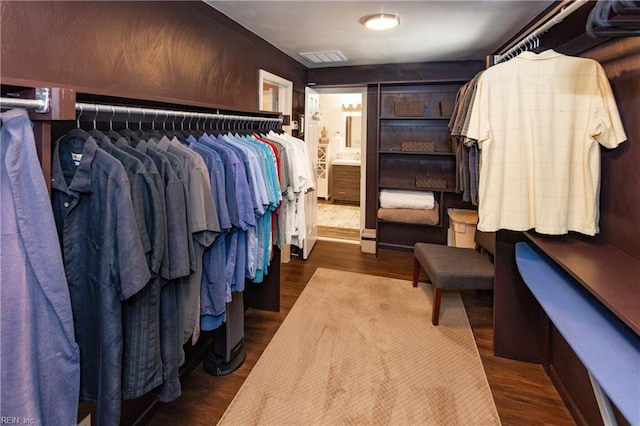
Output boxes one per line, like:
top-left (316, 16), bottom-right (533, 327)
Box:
top-left (75, 102), bottom-right (283, 124)
top-left (0, 88), bottom-right (51, 113)
top-left (0, 90), bottom-right (281, 124)
top-left (495, 0), bottom-right (589, 63)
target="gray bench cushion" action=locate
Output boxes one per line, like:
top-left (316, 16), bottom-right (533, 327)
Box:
top-left (414, 243), bottom-right (494, 290)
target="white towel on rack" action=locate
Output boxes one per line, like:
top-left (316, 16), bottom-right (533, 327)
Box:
top-left (379, 189), bottom-right (435, 210)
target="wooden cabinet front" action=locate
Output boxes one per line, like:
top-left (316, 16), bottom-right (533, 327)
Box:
top-left (332, 164), bottom-right (360, 204)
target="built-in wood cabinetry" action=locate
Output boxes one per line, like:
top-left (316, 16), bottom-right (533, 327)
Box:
top-left (375, 81), bottom-right (466, 251)
top-left (332, 164), bottom-right (360, 204)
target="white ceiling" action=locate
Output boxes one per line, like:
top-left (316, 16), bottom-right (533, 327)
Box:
top-left (204, 1), bottom-right (555, 68)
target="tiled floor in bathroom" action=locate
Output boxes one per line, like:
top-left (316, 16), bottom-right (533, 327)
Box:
top-left (316, 199), bottom-right (360, 242)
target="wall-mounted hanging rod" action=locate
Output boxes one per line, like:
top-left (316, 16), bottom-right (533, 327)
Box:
top-left (75, 102), bottom-right (283, 125)
top-left (494, 0), bottom-right (589, 64)
top-left (0, 88), bottom-right (50, 113)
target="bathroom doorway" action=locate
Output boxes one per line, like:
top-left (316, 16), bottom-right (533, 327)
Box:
top-left (310, 87), bottom-right (366, 244)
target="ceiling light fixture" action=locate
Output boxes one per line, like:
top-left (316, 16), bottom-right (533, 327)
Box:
top-left (361, 13), bottom-right (400, 30)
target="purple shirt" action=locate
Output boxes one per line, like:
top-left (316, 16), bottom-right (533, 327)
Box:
top-left (1, 109), bottom-right (81, 425)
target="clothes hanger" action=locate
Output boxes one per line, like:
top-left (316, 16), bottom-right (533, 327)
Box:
top-left (202, 114), bottom-right (210, 134)
top-left (162, 111), bottom-right (169, 134)
top-left (142, 111), bottom-right (162, 140)
top-left (193, 114), bottom-right (202, 137)
top-left (118, 108), bottom-right (141, 144)
top-left (179, 112), bottom-right (189, 141)
top-left (152, 112), bottom-right (157, 131)
top-left (104, 106), bottom-right (125, 143)
top-left (88, 105), bottom-right (116, 147)
top-left (210, 115), bottom-right (217, 132)
top-left (69, 103), bottom-right (91, 143)
top-left (76, 104), bottom-right (84, 128)
top-left (169, 114), bottom-right (176, 137)
top-left (186, 114), bottom-right (193, 135)
top-left (92, 105), bottom-right (99, 130)
top-left (237, 117), bottom-right (247, 136)
top-left (218, 116), bottom-right (227, 135)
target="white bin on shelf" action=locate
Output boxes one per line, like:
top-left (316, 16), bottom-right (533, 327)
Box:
top-left (447, 208), bottom-right (478, 248)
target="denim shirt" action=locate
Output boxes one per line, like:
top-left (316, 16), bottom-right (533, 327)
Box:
top-left (51, 133), bottom-right (150, 426)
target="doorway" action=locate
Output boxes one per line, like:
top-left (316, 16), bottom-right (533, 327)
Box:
top-left (309, 87), bottom-right (366, 244)
top-left (258, 69), bottom-right (293, 133)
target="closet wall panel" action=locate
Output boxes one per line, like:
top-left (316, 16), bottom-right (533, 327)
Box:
top-left (308, 60), bottom-right (485, 86)
top-left (585, 37), bottom-right (640, 259)
top-left (0, 1), bottom-right (307, 111)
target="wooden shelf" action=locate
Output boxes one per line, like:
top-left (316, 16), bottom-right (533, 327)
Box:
top-left (380, 116), bottom-right (451, 121)
top-left (525, 232), bottom-right (640, 335)
top-left (378, 182), bottom-right (456, 193)
top-left (379, 150), bottom-right (455, 156)
top-left (378, 185), bottom-right (446, 192)
top-left (375, 79), bottom-right (470, 86)
top-left (377, 220), bottom-right (445, 248)
top-left (377, 218), bottom-right (443, 228)
top-left (376, 242), bottom-right (415, 252)
top-left (375, 80), bottom-right (463, 251)
top-left (379, 82), bottom-right (464, 92)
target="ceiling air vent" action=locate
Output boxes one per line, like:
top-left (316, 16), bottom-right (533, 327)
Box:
top-left (299, 50), bottom-right (347, 64)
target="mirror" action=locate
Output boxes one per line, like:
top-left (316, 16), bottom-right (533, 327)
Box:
top-left (345, 115), bottom-right (361, 148)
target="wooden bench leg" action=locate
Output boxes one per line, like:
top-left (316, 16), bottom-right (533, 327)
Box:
top-left (412, 257), bottom-right (420, 287)
top-left (432, 288), bottom-right (442, 326)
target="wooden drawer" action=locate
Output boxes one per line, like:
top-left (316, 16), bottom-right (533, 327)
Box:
top-left (333, 164), bottom-right (360, 177)
top-left (332, 165), bottom-right (360, 203)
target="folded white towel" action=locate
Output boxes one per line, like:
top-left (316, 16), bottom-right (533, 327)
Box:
top-left (379, 189), bottom-right (435, 210)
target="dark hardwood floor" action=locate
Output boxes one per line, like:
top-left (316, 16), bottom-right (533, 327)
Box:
top-left (317, 225), bottom-right (360, 241)
top-left (145, 240), bottom-right (574, 426)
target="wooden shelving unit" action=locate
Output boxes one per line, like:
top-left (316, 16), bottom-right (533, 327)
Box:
top-left (374, 81), bottom-right (466, 252)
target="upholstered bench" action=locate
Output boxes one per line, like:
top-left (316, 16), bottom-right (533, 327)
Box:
top-left (413, 231), bottom-right (495, 325)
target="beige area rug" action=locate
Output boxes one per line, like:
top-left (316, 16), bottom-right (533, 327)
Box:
top-left (218, 268), bottom-right (501, 426)
top-left (317, 203), bottom-right (360, 229)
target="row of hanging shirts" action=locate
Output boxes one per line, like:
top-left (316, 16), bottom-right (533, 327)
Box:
top-left (48, 109), bottom-right (313, 425)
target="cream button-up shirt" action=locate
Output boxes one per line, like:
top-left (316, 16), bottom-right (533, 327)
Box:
top-left (465, 50), bottom-right (626, 236)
